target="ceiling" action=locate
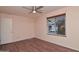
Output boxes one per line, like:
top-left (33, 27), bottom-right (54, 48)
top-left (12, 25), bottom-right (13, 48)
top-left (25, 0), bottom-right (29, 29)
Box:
top-left (0, 6), bottom-right (65, 17)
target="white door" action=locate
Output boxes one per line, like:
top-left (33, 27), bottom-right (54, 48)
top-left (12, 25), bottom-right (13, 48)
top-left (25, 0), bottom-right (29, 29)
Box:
top-left (1, 17), bottom-right (12, 44)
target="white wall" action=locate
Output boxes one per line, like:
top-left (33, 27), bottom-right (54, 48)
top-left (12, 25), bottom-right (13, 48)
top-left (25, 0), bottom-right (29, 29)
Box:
top-left (12, 15), bottom-right (35, 42)
top-left (35, 7), bottom-right (79, 51)
top-left (0, 13), bottom-right (35, 44)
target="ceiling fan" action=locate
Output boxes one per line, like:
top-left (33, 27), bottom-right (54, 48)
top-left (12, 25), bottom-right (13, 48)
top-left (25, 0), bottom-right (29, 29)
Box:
top-left (22, 6), bottom-right (43, 14)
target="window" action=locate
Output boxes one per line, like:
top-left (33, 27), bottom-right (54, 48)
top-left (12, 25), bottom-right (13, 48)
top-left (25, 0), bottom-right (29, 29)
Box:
top-left (47, 14), bottom-right (66, 36)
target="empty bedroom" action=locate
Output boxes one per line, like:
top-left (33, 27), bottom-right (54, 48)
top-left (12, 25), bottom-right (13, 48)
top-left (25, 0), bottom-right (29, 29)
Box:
top-left (0, 6), bottom-right (79, 52)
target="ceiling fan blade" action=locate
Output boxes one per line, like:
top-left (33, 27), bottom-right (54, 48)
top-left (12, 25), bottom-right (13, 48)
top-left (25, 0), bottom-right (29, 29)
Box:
top-left (36, 6), bottom-right (43, 10)
top-left (22, 6), bottom-right (43, 14)
top-left (22, 6), bottom-right (32, 10)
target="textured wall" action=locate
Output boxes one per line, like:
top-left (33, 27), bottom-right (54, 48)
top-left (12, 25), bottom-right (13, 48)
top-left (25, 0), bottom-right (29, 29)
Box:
top-left (35, 7), bottom-right (79, 51)
top-left (0, 13), bottom-right (35, 44)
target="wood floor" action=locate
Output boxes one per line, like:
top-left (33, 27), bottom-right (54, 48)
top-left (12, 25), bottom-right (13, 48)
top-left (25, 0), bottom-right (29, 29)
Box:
top-left (0, 38), bottom-right (77, 52)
